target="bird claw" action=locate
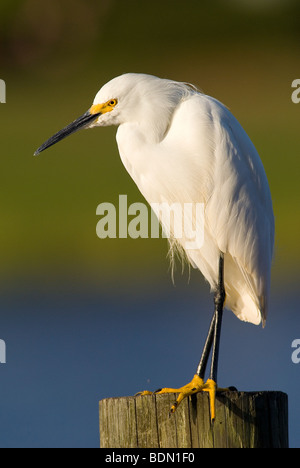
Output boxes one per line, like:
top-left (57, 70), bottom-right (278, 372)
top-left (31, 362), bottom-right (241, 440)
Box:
top-left (135, 376), bottom-right (237, 422)
top-left (134, 390), bottom-right (153, 396)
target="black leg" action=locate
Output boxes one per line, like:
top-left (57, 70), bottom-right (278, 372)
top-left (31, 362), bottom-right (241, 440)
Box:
top-left (196, 253), bottom-right (225, 381)
top-left (210, 253), bottom-right (225, 383)
top-left (147, 254), bottom-right (226, 421)
top-left (196, 311), bottom-right (216, 379)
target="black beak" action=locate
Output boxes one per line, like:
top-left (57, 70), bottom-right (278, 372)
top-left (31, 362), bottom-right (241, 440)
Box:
top-left (34, 110), bottom-right (101, 156)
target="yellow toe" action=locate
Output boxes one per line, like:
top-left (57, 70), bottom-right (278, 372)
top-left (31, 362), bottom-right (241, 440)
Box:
top-left (156, 374), bottom-right (205, 414)
top-left (202, 378), bottom-right (217, 422)
top-left (134, 390), bottom-right (153, 396)
top-left (135, 375), bottom-right (218, 422)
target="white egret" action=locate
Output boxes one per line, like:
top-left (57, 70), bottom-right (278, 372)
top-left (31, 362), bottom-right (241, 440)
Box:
top-left (35, 73), bottom-right (274, 421)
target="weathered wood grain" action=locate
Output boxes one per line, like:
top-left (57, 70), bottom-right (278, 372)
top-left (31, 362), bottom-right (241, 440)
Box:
top-left (99, 391), bottom-right (288, 448)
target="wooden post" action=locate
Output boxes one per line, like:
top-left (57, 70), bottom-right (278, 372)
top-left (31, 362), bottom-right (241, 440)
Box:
top-left (99, 391), bottom-right (288, 448)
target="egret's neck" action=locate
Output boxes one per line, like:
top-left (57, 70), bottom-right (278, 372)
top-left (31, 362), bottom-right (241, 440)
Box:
top-left (116, 122), bottom-right (154, 184)
top-left (116, 122), bottom-right (149, 158)
top-left (133, 106), bottom-right (172, 144)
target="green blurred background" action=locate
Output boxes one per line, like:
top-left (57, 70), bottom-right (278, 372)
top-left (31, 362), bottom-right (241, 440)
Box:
top-left (1, 0), bottom-right (299, 293)
top-left (0, 0), bottom-right (300, 448)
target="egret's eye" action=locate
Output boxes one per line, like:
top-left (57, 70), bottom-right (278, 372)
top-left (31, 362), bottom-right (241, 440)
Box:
top-left (108, 99), bottom-right (117, 107)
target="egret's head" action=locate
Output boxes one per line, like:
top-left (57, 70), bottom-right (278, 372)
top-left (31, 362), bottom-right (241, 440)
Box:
top-left (87, 73), bottom-right (147, 128)
top-left (34, 77), bottom-right (122, 156)
top-left (34, 73), bottom-right (194, 155)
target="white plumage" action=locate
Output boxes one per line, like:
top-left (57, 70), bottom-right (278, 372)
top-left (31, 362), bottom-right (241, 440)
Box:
top-left (92, 73), bottom-right (274, 326)
top-left (36, 73), bottom-right (274, 327)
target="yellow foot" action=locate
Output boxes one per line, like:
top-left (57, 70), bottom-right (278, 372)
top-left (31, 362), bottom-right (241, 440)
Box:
top-left (136, 375), bottom-right (217, 422)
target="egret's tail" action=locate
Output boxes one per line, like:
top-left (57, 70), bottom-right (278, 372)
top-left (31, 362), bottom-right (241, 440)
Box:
top-left (223, 254), bottom-right (268, 326)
